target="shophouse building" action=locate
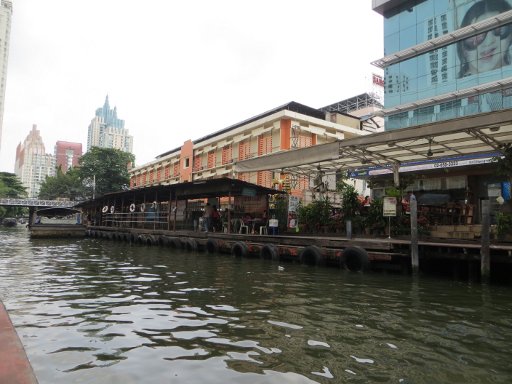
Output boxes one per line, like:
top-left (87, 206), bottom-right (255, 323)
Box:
top-left (14, 125), bottom-right (56, 198)
top-left (371, 0), bottom-right (512, 219)
top-left (129, 101), bottom-right (368, 200)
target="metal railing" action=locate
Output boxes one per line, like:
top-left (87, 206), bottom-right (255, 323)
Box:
top-left (0, 198), bottom-right (77, 208)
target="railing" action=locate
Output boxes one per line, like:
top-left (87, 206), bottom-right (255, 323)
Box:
top-left (0, 198), bottom-right (77, 208)
top-left (95, 211), bottom-right (173, 230)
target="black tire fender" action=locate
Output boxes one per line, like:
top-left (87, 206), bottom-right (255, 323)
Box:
top-left (343, 246), bottom-right (369, 272)
top-left (167, 237), bottom-right (181, 249)
top-left (146, 235), bottom-right (158, 246)
top-left (231, 242), bottom-right (249, 258)
top-left (206, 238), bottom-right (218, 254)
top-left (299, 245), bottom-right (324, 266)
top-left (260, 244), bottom-right (279, 260)
top-left (185, 238), bottom-right (198, 251)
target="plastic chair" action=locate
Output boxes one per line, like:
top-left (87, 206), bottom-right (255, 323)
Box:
top-left (238, 219), bottom-right (249, 234)
top-left (259, 224), bottom-right (268, 235)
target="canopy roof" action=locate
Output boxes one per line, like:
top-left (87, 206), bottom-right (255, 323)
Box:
top-left (234, 110), bottom-right (512, 177)
top-left (36, 207), bottom-right (81, 217)
top-left (77, 178), bottom-right (284, 208)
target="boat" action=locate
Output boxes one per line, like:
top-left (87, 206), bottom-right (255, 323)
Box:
top-left (29, 207), bottom-right (85, 238)
top-left (2, 218), bottom-right (17, 227)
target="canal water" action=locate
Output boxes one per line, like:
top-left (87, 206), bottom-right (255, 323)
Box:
top-left (1, 227), bottom-right (512, 384)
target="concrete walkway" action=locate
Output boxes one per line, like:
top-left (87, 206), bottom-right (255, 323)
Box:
top-left (0, 301), bottom-right (38, 384)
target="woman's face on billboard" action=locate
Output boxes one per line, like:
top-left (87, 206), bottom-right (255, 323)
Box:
top-left (463, 12), bottom-right (512, 75)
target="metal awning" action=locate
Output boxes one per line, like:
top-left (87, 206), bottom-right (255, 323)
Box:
top-left (76, 178), bottom-right (285, 209)
top-left (234, 110), bottom-right (512, 177)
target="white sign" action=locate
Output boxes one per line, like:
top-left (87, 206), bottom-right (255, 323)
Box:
top-left (383, 197), bottom-right (397, 217)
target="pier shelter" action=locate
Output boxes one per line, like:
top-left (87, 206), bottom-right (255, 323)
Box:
top-left (77, 178), bottom-right (284, 234)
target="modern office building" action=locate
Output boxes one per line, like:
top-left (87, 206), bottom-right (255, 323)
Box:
top-left (15, 125), bottom-right (56, 198)
top-left (129, 101), bottom-right (368, 200)
top-left (87, 95), bottom-right (133, 153)
top-left (372, 0), bottom-right (512, 130)
top-left (371, 0), bottom-right (512, 221)
top-left (54, 141), bottom-right (82, 173)
top-left (0, 0), bottom-right (12, 153)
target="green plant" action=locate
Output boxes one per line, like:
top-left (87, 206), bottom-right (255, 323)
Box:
top-left (336, 181), bottom-right (360, 220)
top-left (496, 212), bottom-right (512, 239)
top-left (297, 198), bottom-right (333, 233)
top-left (363, 198), bottom-right (386, 234)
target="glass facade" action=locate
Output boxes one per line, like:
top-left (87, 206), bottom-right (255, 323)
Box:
top-left (383, 0), bottom-right (512, 129)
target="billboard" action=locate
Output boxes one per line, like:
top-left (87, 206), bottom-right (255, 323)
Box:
top-left (384, 0), bottom-right (512, 111)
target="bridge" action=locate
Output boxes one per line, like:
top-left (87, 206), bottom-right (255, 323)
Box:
top-left (0, 198), bottom-right (78, 208)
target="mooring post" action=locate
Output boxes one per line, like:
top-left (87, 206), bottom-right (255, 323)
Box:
top-left (480, 199), bottom-right (491, 283)
top-left (410, 193), bottom-right (419, 274)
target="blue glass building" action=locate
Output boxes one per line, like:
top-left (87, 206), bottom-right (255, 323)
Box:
top-left (373, 0), bottom-right (512, 129)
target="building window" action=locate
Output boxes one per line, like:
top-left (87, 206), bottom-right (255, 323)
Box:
top-left (207, 151), bottom-right (216, 169)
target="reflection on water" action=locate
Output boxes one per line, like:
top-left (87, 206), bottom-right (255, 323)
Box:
top-left (1, 227), bottom-right (512, 383)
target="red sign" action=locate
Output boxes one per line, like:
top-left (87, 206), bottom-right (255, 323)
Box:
top-left (372, 74), bottom-right (384, 87)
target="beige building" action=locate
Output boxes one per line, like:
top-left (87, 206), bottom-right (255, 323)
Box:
top-left (0, 0), bottom-right (12, 153)
top-left (15, 125), bottom-right (56, 198)
top-left (129, 101), bottom-right (369, 201)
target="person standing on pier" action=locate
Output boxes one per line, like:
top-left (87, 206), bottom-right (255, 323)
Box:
top-left (203, 203), bottom-right (213, 232)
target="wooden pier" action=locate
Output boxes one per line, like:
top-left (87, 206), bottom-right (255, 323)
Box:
top-left (85, 225), bottom-right (512, 279)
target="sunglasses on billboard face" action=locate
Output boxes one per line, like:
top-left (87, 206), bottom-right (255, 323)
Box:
top-left (463, 25), bottom-right (511, 50)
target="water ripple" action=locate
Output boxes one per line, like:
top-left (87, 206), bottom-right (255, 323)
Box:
top-left (2, 229), bottom-right (512, 383)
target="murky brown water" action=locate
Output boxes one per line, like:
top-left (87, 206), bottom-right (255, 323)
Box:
top-left (1, 226), bottom-right (512, 383)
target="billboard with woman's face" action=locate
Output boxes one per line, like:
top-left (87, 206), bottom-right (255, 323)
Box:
top-left (456, 0), bottom-right (512, 78)
top-left (384, 0), bottom-right (512, 110)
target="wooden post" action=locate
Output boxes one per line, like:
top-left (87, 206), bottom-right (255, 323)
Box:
top-left (480, 199), bottom-right (491, 283)
top-left (410, 194), bottom-right (419, 275)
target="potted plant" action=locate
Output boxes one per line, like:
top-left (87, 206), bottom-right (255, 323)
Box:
top-left (363, 198), bottom-right (386, 236)
top-left (336, 181), bottom-right (360, 238)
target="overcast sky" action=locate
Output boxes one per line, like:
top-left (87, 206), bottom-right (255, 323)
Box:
top-left (0, 0), bottom-right (383, 172)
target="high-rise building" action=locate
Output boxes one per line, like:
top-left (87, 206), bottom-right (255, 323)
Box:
top-left (0, 0), bottom-right (12, 153)
top-left (15, 125), bottom-right (56, 198)
top-left (87, 95), bottom-right (133, 153)
top-left (54, 141), bottom-right (82, 173)
top-left (372, 0), bottom-right (512, 129)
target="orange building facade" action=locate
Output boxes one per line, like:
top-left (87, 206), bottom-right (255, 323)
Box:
top-left (129, 102), bottom-right (366, 199)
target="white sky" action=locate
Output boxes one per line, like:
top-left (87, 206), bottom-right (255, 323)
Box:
top-left (0, 0), bottom-right (383, 172)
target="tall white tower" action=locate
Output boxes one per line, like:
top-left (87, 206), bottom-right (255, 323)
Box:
top-left (87, 95), bottom-right (133, 153)
top-left (0, 0), bottom-right (12, 153)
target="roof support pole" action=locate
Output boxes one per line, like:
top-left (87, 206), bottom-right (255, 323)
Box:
top-left (227, 189), bottom-right (232, 234)
top-left (167, 190), bottom-right (172, 231)
top-left (410, 193), bottom-right (419, 275)
top-left (154, 191), bottom-right (158, 231)
top-left (173, 193), bottom-right (177, 232)
top-left (393, 162), bottom-right (400, 188)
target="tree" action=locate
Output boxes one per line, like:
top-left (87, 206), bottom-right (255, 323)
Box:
top-left (0, 172), bottom-right (27, 218)
top-left (495, 143), bottom-right (512, 183)
top-left (38, 166), bottom-right (85, 201)
top-left (77, 147), bottom-right (135, 198)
